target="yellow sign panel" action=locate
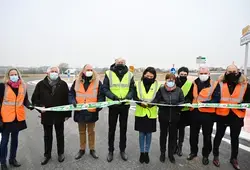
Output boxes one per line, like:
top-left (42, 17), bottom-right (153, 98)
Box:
top-left (129, 65), bottom-right (135, 72)
top-left (242, 25), bottom-right (250, 36)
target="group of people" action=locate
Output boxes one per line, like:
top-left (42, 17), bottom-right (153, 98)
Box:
top-left (0, 57), bottom-right (249, 170)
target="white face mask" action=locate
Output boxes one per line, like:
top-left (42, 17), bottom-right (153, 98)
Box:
top-left (199, 74), bottom-right (209, 82)
top-left (85, 71), bottom-right (93, 77)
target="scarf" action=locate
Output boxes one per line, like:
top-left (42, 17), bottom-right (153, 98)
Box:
top-left (7, 80), bottom-right (21, 89)
top-left (47, 77), bottom-right (59, 95)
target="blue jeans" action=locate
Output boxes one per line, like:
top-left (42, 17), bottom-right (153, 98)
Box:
top-left (139, 132), bottom-right (152, 153)
top-left (0, 131), bottom-right (19, 164)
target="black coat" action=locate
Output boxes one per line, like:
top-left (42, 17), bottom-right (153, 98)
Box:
top-left (68, 79), bottom-right (105, 123)
top-left (103, 63), bottom-right (135, 109)
top-left (152, 86), bottom-right (185, 123)
top-left (31, 77), bottom-right (71, 125)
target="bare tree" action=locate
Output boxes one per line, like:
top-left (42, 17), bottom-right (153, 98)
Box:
top-left (58, 63), bottom-right (69, 73)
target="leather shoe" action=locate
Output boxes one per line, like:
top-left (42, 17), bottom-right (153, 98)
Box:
top-left (90, 150), bottom-right (99, 159)
top-left (75, 150), bottom-right (85, 160)
top-left (120, 152), bottom-right (128, 161)
top-left (230, 159), bottom-right (240, 170)
top-left (160, 153), bottom-right (165, 163)
top-left (1, 164), bottom-right (8, 170)
top-left (169, 156), bottom-right (176, 164)
top-left (41, 157), bottom-right (51, 165)
top-left (58, 154), bottom-right (65, 163)
top-left (139, 153), bottom-right (144, 163)
top-left (187, 153), bottom-right (197, 161)
top-left (107, 152), bottom-right (113, 162)
top-left (202, 157), bottom-right (209, 165)
top-left (213, 156), bottom-right (220, 167)
top-left (9, 159), bottom-right (21, 167)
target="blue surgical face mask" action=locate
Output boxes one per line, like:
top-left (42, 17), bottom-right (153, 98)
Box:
top-left (49, 72), bottom-right (59, 80)
top-left (166, 81), bottom-right (175, 88)
top-left (9, 75), bottom-right (19, 82)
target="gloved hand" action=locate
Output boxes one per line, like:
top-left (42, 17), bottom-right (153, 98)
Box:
top-left (27, 105), bottom-right (34, 110)
top-left (141, 102), bottom-right (148, 108)
top-left (113, 95), bottom-right (120, 101)
top-left (72, 101), bottom-right (77, 108)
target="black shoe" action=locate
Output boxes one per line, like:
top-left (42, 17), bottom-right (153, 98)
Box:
top-left (1, 164), bottom-right (8, 170)
top-left (213, 156), bottom-right (220, 167)
top-left (139, 153), bottom-right (144, 163)
top-left (144, 152), bottom-right (150, 164)
top-left (174, 145), bottom-right (178, 155)
top-left (107, 152), bottom-right (113, 162)
top-left (177, 144), bottom-right (183, 157)
top-left (187, 153), bottom-right (197, 161)
top-left (75, 150), bottom-right (85, 160)
top-left (9, 159), bottom-right (21, 167)
top-left (58, 154), bottom-right (65, 163)
top-left (169, 156), bottom-right (176, 164)
top-left (160, 153), bottom-right (165, 163)
top-left (41, 157), bottom-right (51, 165)
top-left (120, 152), bottom-right (128, 161)
top-left (230, 159), bottom-right (240, 170)
top-left (202, 157), bottom-right (209, 165)
top-left (90, 150), bottom-right (99, 159)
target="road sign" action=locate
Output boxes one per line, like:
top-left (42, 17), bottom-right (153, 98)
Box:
top-left (196, 56), bottom-right (206, 64)
top-left (241, 32), bottom-right (250, 46)
top-left (170, 67), bottom-right (176, 74)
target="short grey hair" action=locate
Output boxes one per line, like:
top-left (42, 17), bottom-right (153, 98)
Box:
top-left (198, 64), bottom-right (210, 72)
top-left (115, 57), bottom-right (126, 65)
top-left (47, 66), bottom-right (60, 73)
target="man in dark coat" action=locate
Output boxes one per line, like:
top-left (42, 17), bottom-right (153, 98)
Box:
top-left (69, 64), bottom-right (105, 160)
top-left (31, 66), bottom-right (71, 165)
top-left (103, 58), bottom-right (135, 162)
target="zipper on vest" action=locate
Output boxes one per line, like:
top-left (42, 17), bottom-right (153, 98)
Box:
top-left (15, 95), bottom-right (17, 120)
top-left (169, 94), bottom-right (172, 123)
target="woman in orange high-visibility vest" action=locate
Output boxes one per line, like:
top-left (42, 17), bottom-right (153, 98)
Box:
top-left (0, 68), bottom-right (33, 169)
top-left (212, 64), bottom-right (250, 170)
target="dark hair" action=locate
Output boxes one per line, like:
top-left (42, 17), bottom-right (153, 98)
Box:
top-left (165, 72), bottom-right (176, 80)
top-left (178, 66), bottom-right (189, 75)
top-left (141, 67), bottom-right (157, 80)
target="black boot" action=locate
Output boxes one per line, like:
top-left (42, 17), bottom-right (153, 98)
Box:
top-left (90, 150), bottom-right (99, 159)
top-left (9, 159), bottom-right (21, 167)
top-left (202, 157), bottom-right (209, 165)
top-left (169, 155), bottom-right (176, 164)
top-left (139, 153), bottom-right (144, 163)
top-left (144, 152), bottom-right (150, 164)
top-left (75, 150), bottom-right (85, 160)
top-left (1, 164), bottom-right (8, 170)
top-left (41, 157), bottom-right (51, 165)
top-left (177, 144), bottom-right (183, 157)
top-left (120, 152), bottom-right (128, 161)
top-left (160, 152), bottom-right (165, 163)
top-left (58, 154), bottom-right (65, 163)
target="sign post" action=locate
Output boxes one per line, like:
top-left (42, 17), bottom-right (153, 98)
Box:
top-left (241, 25), bottom-right (250, 76)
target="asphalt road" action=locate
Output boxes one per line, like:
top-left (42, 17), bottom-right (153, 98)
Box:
top-left (3, 75), bottom-right (250, 170)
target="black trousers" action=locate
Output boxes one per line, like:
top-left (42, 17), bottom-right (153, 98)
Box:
top-left (108, 106), bottom-right (129, 152)
top-left (159, 121), bottom-right (177, 157)
top-left (43, 123), bottom-right (64, 158)
top-left (213, 119), bottom-right (242, 159)
top-left (189, 113), bottom-right (214, 157)
top-left (177, 123), bottom-right (185, 146)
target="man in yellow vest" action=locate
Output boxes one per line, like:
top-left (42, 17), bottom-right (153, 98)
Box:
top-left (212, 64), bottom-right (250, 170)
top-left (103, 58), bottom-right (135, 162)
top-left (175, 67), bottom-right (193, 157)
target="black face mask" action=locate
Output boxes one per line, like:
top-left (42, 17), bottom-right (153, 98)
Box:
top-left (225, 73), bottom-right (239, 83)
top-left (116, 64), bottom-right (125, 70)
top-left (179, 76), bottom-right (187, 82)
top-left (82, 74), bottom-right (92, 81)
top-left (143, 77), bottom-right (154, 85)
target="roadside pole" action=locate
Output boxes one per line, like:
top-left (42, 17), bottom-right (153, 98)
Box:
top-left (241, 25), bottom-right (250, 76)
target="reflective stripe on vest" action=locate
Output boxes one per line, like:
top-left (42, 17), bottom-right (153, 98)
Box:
top-left (191, 80), bottom-right (217, 113)
top-left (106, 70), bottom-right (133, 103)
top-left (75, 79), bottom-right (99, 112)
top-left (135, 81), bottom-right (160, 119)
top-left (1, 83), bottom-right (26, 122)
top-left (216, 82), bottom-right (247, 118)
top-left (181, 80), bottom-right (192, 111)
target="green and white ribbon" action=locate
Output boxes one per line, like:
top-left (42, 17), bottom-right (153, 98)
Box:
top-left (34, 100), bottom-right (250, 112)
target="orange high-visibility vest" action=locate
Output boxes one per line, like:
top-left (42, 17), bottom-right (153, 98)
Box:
top-left (190, 80), bottom-right (217, 113)
top-left (74, 80), bottom-right (99, 112)
top-left (1, 83), bottom-right (26, 122)
top-left (216, 82), bottom-right (247, 118)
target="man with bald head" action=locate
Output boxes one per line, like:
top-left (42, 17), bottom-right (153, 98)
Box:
top-left (187, 65), bottom-right (220, 165)
top-left (103, 58), bottom-right (135, 162)
top-left (212, 64), bottom-right (250, 170)
top-left (69, 64), bottom-right (105, 160)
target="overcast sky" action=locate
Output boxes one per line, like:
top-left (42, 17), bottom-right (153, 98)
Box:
top-left (0, 0), bottom-right (249, 69)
